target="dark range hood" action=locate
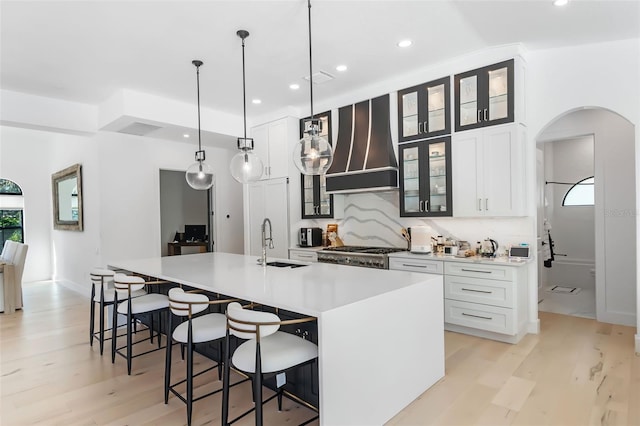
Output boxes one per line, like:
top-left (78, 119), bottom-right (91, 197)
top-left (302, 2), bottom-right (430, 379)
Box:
top-left (326, 94), bottom-right (398, 193)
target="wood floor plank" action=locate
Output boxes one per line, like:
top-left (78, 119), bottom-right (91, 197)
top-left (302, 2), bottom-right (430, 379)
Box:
top-left (1, 282), bottom-right (637, 426)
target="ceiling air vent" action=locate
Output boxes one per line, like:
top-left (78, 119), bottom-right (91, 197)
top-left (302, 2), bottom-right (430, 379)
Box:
top-left (303, 71), bottom-right (334, 84)
top-left (116, 122), bottom-right (163, 136)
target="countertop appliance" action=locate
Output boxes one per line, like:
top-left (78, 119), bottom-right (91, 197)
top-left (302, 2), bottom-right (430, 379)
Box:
top-left (409, 226), bottom-right (432, 254)
top-left (316, 245), bottom-right (406, 269)
top-left (480, 238), bottom-right (498, 257)
top-left (299, 227), bottom-right (323, 247)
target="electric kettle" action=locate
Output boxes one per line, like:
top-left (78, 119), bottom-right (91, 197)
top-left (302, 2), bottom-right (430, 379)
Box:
top-left (481, 238), bottom-right (498, 257)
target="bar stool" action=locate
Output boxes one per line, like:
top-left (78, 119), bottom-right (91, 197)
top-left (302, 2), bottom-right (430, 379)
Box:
top-left (221, 302), bottom-right (319, 426)
top-left (89, 269), bottom-right (145, 355)
top-left (164, 288), bottom-right (240, 426)
top-left (111, 274), bottom-right (171, 375)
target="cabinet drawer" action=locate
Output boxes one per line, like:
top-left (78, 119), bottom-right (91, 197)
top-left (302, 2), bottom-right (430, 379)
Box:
top-left (389, 258), bottom-right (443, 274)
top-left (289, 250), bottom-right (317, 263)
top-left (444, 275), bottom-right (513, 308)
top-left (444, 299), bottom-right (514, 335)
top-left (445, 261), bottom-right (513, 281)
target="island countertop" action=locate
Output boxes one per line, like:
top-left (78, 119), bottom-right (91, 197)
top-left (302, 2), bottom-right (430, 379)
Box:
top-left (109, 251), bottom-right (439, 317)
top-left (108, 251), bottom-right (445, 425)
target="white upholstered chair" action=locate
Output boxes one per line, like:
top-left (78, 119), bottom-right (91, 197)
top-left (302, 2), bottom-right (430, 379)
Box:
top-left (111, 274), bottom-right (171, 375)
top-left (164, 288), bottom-right (239, 426)
top-left (0, 241), bottom-right (28, 313)
top-left (221, 302), bottom-right (319, 426)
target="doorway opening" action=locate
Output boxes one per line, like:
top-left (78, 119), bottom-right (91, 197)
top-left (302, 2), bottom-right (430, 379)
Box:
top-left (538, 135), bottom-right (595, 319)
top-left (159, 170), bottom-right (214, 257)
top-left (535, 107), bottom-right (636, 326)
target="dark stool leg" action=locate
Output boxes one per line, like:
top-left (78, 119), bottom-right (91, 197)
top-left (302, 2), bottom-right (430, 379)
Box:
top-left (255, 342), bottom-right (263, 426)
top-left (164, 313), bottom-right (173, 404)
top-left (149, 312), bottom-right (154, 344)
top-left (221, 330), bottom-right (231, 426)
top-left (89, 284), bottom-right (96, 346)
top-left (186, 322), bottom-right (194, 426)
top-left (111, 295), bottom-right (119, 363)
top-left (217, 340), bottom-right (223, 380)
top-left (277, 388), bottom-right (283, 411)
top-left (157, 312), bottom-right (163, 349)
top-left (99, 300), bottom-right (106, 355)
top-left (126, 299), bottom-right (133, 375)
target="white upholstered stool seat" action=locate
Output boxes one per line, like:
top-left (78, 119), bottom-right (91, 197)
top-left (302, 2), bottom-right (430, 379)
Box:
top-left (111, 274), bottom-right (171, 375)
top-left (117, 293), bottom-right (169, 315)
top-left (94, 287), bottom-right (146, 303)
top-left (164, 287), bottom-right (237, 426)
top-left (222, 302), bottom-right (319, 426)
top-left (232, 331), bottom-right (318, 374)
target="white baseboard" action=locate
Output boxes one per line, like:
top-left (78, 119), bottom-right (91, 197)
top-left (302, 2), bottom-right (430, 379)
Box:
top-left (635, 333), bottom-right (640, 355)
top-left (56, 279), bottom-right (90, 298)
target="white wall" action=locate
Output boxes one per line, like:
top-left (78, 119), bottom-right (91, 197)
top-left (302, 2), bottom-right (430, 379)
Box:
top-left (0, 125), bottom-right (244, 293)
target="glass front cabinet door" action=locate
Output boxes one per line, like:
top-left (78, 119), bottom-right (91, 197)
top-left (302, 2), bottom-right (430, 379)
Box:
top-left (300, 111), bottom-right (334, 219)
top-left (399, 137), bottom-right (452, 217)
top-left (454, 59), bottom-right (514, 132)
top-left (397, 76), bottom-right (451, 143)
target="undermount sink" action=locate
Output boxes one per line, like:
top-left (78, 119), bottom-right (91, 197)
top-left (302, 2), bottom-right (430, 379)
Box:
top-left (266, 261), bottom-right (308, 268)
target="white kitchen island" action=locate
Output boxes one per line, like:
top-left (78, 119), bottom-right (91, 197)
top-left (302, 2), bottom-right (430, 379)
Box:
top-left (109, 252), bottom-right (444, 425)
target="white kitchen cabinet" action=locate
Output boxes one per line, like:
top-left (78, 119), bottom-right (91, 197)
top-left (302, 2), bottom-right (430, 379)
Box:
top-left (244, 177), bottom-right (290, 259)
top-left (251, 117), bottom-right (298, 180)
top-left (443, 261), bottom-right (528, 343)
top-left (452, 123), bottom-right (526, 217)
top-left (289, 248), bottom-right (319, 263)
top-left (388, 255), bottom-right (443, 274)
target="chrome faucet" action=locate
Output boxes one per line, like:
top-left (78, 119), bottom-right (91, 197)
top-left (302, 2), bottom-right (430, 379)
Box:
top-left (259, 217), bottom-right (274, 266)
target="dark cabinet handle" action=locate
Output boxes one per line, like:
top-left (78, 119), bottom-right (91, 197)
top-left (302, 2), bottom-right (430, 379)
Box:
top-left (418, 122), bottom-right (423, 134)
top-left (477, 110), bottom-right (482, 123)
top-left (462, 312), bottom-right (492, 320)
top-left (461, 287), bottom-right (492, 294)
top-left (484, 108), bottom-right (488, 121)
top-left (461, 268), bottom-right (492, 274)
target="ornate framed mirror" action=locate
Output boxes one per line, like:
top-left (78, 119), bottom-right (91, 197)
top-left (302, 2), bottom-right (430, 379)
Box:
top-left (51, 163), bottom-right (83, 231)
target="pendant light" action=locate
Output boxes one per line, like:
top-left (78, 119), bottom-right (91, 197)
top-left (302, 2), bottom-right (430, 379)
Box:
top-left (185, 60), bottom-right (214, 190)
top-left (292, 0), bottom-right (334, 175)
top-left (230, 30), bottom-right (264, 184)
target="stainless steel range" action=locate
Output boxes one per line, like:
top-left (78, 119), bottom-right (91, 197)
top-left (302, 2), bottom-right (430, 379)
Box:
top-left (316, 246), bottom-right (407, 269)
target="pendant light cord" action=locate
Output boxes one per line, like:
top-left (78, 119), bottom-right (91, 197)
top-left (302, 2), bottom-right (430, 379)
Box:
top-left (195, 62), bottom-right (203, 152)
top-left (307, 0), bottom-right (314, 119)
top-left (241, 37), bottom-right (247, 141)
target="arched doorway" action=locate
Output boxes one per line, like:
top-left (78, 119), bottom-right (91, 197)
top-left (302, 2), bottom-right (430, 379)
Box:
top-left (536, 107), bottom-right (636, 327)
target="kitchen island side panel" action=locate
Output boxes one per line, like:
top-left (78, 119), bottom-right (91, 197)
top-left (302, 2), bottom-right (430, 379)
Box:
top-left (318, 274), bottom-right (444, 426)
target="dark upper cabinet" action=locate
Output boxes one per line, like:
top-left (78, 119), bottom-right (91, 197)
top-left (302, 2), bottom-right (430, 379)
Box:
top-left (397, 76), bottom-right (451, 143)
top-left (300, 110), bottom-right (334, 219)
top-left (454, 59), bottom-right (514, 132)
top-left (399, 136), bottom-right (452, 217)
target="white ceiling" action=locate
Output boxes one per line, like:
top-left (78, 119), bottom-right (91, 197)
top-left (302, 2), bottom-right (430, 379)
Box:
top-left (1, 0), bottom-right (639, 120)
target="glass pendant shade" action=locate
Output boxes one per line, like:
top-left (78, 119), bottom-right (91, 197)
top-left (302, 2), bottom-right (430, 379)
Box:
top-left (293, 129), bottom-right (333, 175)
top-left (230, 150), bottom-right (264, 184)
top-left (186, 159), bottom-right (214, 190)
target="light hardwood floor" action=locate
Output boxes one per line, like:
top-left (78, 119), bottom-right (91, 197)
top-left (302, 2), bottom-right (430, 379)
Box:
top-left (1, 282), bottom-right (638, 426)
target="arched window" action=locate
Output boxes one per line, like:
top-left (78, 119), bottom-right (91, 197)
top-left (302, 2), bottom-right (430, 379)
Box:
top-left (562, 176), bottom-right (594, 206)
top-left (0, 178), bottom-right (24, 250)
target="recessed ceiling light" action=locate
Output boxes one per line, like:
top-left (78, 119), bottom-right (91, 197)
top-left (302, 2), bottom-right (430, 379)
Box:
top-left (252, 99), bottom-right (262, 104)
top-left (183, 134), bottom-right (190, 138)
top-left (289, 83), bottom-right (300, 90)
top-left (553, 0), bottom-right (568, 6)
top-left (397, 39), bottom-right (412, 48)
top-left (336, 65), bottom-right (348, 72)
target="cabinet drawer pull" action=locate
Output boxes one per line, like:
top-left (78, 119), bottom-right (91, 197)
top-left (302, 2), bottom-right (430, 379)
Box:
top-left (484, 108), bottom-right (488, 121)
top-left (419, 200), bottom-right (425, 212)
top-left (418, 122), bottom-right (423, 134)
top-left (462, 312), bottom-right (492, 320)
top-left (477, 109), bottom-right (482, 123)
top-left (461, 268), bottom-right (492, 274)
top-left (485, 198), bottom-right (488, 211)
top-left (402, 263), bottom-right (427, 269)
top-left (461, 287), bottom-right (492, 294)
top-left (298, 254), bottom-right (313, 258)
top-left (477, 198), bottom-right (482, 211)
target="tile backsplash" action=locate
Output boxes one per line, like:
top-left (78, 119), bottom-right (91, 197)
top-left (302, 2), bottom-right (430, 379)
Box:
top-left (296, 191), bottom-right (533, 253)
